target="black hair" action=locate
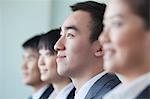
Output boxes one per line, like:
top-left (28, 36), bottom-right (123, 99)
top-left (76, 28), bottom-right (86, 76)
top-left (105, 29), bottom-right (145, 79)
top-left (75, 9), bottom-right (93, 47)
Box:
top-left (22, 34), bottom-right (41, 51)
top-left (38, 28), bottom-right (61, 54)
top-left (123, 0), bottom-right (149, 29)
top-left (70, 1), bottom-right (106, 42)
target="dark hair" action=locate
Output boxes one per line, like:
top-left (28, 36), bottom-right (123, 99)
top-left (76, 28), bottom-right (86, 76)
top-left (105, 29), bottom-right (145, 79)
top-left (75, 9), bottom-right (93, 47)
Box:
top-left (70, 1), bottom-right (106, 42)
top-left (123, 0), bottom-right (149, 29)
top-left (38, 28), bottom-right (61, 54)
top-left (22, 34), bottom-right (41, 51)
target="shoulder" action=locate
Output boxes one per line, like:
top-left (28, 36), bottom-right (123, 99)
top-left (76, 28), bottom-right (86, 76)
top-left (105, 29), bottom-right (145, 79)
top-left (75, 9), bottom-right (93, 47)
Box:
top-left (95, 73), bottom-right (121, 98)
top-left (96, 73), bottom-right (121, 89)
top-left (85, 73), bottom-right (121, 99)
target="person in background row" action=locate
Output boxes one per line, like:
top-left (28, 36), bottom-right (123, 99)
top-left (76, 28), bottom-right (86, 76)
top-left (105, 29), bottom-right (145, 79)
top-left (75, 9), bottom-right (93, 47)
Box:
top-left (99, 0), bottom-right (150, 98)
top-left (54, 1), bottom-right (121, 99)
top-left (38, 28), bottom-right (75, 99)
top-left (22, 34), bottom-right (53, 99)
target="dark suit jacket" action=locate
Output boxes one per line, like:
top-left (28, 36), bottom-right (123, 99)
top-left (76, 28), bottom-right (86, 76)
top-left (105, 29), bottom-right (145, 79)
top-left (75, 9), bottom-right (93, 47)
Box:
top-left (136, 85), bottom-right (150, 99)
top-left (40, 84), bottom-right (75, 99)
top-left (84, 73), bottom-right (121, 99)
top-left (67, 87), bottom-right (76, 99)
top-left (40, 84), bottom-right (54, 99)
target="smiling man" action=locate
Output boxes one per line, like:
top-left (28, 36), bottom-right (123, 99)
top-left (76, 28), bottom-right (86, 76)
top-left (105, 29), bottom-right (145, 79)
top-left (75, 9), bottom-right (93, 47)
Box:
top-left (54, 1), bottom-right (121, 99)
top-left (22, 34), bottom-right (53, 99)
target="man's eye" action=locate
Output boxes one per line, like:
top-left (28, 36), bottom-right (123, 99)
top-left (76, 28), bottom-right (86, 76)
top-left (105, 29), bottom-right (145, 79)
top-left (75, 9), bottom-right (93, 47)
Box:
top-left (66, 33), bottom-right (75, 38)
top-left (28, 57), bottom-right (34, 61)
top-left (112, 21), bottom-right (123, 28)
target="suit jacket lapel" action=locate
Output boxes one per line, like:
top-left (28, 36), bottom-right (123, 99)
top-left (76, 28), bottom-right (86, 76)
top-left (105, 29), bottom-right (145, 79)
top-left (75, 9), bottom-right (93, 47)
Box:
top-left (136, 85), bottom-right (150, 99)
top-left (40, 84), bottom-right (54, 99)
top-left (85, 73), bottom-right (121, 99)
top-left (67, 87), bottom-right (76, 99)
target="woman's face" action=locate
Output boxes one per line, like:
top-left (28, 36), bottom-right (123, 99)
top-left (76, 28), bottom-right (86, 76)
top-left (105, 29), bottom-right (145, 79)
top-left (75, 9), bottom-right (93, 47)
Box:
top-left (38, 49), bottom-right (58, 82)
top-left (99, 0), bottom-right (150, 74)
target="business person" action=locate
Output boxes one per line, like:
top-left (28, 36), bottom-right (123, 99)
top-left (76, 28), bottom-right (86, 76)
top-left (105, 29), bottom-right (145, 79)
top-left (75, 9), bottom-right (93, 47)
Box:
top-left (99, 0), bottom-right (150, 98)
top-left (22, 34), bottom-right (53, 99)
top-left (38, 28), bottom-right (75, 99)
top-left (54, 1), bottom-right (121, 99)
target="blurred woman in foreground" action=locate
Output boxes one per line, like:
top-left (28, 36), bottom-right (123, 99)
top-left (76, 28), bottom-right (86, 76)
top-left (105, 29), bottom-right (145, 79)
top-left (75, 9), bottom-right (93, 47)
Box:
top-left (99, 0), bottom-right (150, 98)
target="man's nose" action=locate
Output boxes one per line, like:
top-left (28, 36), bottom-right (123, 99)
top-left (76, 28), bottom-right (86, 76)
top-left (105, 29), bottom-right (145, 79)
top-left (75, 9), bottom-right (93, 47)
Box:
top-left (54, 36), bottom-right (65, 51)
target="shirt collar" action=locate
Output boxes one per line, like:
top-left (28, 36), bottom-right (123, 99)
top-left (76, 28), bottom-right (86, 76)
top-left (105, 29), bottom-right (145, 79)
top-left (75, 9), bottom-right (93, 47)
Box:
top-left (55, 83), bottom-right (74, 99)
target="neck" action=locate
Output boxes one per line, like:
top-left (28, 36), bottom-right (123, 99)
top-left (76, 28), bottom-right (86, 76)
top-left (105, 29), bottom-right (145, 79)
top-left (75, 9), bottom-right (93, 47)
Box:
top-left (32, 82), bottom-right (47, 94)
top-left (123, 66), bottom-right (150, 83)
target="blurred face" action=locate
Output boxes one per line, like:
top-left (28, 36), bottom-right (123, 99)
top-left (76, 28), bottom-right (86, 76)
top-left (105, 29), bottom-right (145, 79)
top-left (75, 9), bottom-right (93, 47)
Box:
top-left (22, 48), bottom-right (42, 86)
top-left (99, 0), bottom-right (150, 74)
top-left (38, 49), bottom-right (58, 82)
top-left (54, 11), bottom-right (97, 77)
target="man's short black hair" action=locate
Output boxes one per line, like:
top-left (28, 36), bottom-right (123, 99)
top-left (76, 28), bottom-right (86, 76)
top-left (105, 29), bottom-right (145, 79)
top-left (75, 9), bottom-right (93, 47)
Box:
top-left (22, 34), bottom-right (42, 51)
top-left (70, 1), bottom-right (106, 42)
top-left (38, 28), bottom-right (61, 54)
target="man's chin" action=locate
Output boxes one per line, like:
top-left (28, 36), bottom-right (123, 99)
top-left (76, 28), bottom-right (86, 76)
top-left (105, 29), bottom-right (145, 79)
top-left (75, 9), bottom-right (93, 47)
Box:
top-left (57, 69), bottom-right (68, 77)
top-left (23, 79), bottom-right (33, 85)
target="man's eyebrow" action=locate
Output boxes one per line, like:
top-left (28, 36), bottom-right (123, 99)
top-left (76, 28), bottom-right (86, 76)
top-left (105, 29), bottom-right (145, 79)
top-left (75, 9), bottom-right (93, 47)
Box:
top-left (60, 25), bottom-right (79, 35)
top-left (65, 25), bottom-right (79, 31)
top-left (29, 55), bottom-right (34, 57)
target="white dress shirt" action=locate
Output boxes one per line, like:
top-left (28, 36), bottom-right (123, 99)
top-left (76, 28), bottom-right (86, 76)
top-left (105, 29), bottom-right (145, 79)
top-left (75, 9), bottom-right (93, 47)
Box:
top-left (48, 83), bottom-right (74, 99)
top-left (74, 71), bottom-right (108, 99)
top-left (103, 72), bottom-right (150, 99)
top-left (32, 85), bottom-right (49, 99)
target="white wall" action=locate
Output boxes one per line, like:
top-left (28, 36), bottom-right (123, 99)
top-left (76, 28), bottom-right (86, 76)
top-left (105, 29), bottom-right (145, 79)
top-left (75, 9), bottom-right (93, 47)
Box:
top-left (0, 1), bottom-right (3, 98)
top-left (1, 0), bottom-right (52, 99)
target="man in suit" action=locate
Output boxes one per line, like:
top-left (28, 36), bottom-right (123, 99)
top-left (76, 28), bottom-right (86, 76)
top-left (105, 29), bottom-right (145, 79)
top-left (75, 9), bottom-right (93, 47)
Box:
top-left (54, 1), bottom-right (121, 99)
top-left (22, 34), bottom-right (53, 99)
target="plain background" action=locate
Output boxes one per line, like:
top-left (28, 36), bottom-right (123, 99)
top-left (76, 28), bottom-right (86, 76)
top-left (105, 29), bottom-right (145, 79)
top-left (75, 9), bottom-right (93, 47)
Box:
top-left (0, 0), bottom-right (109, 99)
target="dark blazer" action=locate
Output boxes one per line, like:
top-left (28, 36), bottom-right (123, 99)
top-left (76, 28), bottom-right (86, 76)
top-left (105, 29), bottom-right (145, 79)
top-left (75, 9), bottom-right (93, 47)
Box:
top-left (136, 85), bottom-right (150, 99)
top-left (40, 84), bottom-right (75, 99)
top-left (40, 84), bottom-right (54, 99)
top-left (85, 73), bottom-right (121, 99)
top-left (67, 87), bottom-right (76, 99)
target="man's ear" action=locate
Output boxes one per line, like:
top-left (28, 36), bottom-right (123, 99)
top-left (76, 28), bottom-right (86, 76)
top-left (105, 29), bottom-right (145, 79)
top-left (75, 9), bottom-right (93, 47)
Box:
top-left (95, 47), bottom-right (104, 57)
top-left (93, 41), bottom-right (104, 57)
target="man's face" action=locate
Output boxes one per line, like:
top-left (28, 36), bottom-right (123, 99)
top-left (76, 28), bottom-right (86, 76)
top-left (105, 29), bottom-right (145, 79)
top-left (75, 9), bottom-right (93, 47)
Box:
top-left (54, 10), bottom-right (98, 77)
top-left (22, 48), bottom-right (42, 86)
